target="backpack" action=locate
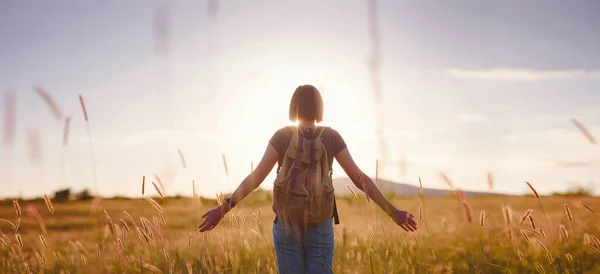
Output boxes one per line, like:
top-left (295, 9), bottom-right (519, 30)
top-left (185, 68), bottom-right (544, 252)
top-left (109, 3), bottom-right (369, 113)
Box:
top-left (272, 126), bottom-right (339, 228)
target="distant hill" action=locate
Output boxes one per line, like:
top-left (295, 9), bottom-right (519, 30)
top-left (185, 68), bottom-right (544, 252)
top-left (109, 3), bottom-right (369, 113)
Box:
top-left (333, 177), bottom-right (500, 197)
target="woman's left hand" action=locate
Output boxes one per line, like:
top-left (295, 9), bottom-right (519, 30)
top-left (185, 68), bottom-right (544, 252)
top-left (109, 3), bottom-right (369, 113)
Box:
top-left (198, 206), bottom-right (225, 232)
top-left (391, 209), bottom-right (418, 232)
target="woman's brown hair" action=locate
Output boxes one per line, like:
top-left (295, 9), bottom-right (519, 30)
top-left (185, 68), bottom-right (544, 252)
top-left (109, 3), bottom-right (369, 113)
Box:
top-left (288, 85), bottom-right (324, 123)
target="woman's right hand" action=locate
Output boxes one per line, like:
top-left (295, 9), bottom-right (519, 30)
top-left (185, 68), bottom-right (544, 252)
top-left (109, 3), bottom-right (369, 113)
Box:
top-left (198, 206), bottom-right (225, 232)
top-left (391, 209), bottom-right (417, 232)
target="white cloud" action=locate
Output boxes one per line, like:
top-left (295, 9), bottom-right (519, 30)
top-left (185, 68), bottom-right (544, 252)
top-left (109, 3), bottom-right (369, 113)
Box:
top-left (456, 113), bottom-right (489, 123)
top-left (446, 68), bottom-right (600, 81)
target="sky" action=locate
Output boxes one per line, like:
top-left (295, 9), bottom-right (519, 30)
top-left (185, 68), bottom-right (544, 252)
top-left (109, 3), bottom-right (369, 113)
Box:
top-left (1, 0), bottom-right (599, 199)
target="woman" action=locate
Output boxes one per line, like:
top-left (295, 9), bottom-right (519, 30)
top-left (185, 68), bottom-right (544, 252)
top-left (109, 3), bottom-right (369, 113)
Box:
top-left (199, 85), bottom-right (417, 273)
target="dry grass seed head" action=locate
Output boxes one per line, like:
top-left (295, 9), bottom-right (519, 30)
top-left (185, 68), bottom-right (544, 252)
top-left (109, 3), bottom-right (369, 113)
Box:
top-left (152, 182), bottom-right (163, 198)
top-left (456, 189), bottom-right (465, 203)
top-left (0, 219), bottom-right (16, 232)
top-left (90, 197), bottom-right (102, 214)
top-left (178, 148), bottom-right (187, 168)
top-left (521, 230), bottom-right (531, 243)
top-left (25, 205), bottom-right (46, 234)
top-left (93, 243), bottom-right (101, 259)
top-left (565, 253), bottom-right (573, 262)
top-left (103, 210), bottom-right (115, 236)
top-left (462, 202), bottom-right (472, 223)
top-left (346, 184), bottom-right (358, 200)
top-left (517, 249), bottom-right (525, 265)
top-left (534, 262), bottom-right (545, 273)
top-left (520, 209), bottom-right (533, 225)
top-left (582, 203), bottom-right (596, 214)
top-left (35, 252), bottom-right (45, 267)
top-left (123, 210), bottom-right (137, 227)
top-left (526, 182), bottom-right (540, 199)
top-left (159, 214), bottom-right (167, 228)
top-left (487, 172), bottom-right (494, 190)
top-left (479, 209), bottom-right (486, 227)
top-left (536, 240), bottom-right (552, 263)
top-left (145, 197), bottom-right (164, 213)
top-left (440, 172), bottom-right (454, 189)
top-left (12, 200), bottom-right (21, 218)
top-left (222, 154), bottom-right (229, 176)
top-left (591, 235), bottom-right (600, 249)
top-left (119, 219), bottom-right (130, 234)
top-left (78, 95), bottom-right (89, 122)
top-left (38, 234), bottom-right (48, 249)
top-left (502, 205), bottom-right (513, 225)
top-left (564, 204), bottom-right (573, 221)
top-left (529, 215), bottom-right (536, 230)
top-left (559, 224), bottom-right (569, 240)
top-left (163, 248), bottom-right (170, 261)
top-left (143, 262), bottom-right (162, 273)
top-left (15, 233), bottom-right (23, 248)
top-left (43, 195), bottom-right (54, 215)
top-left (539, 229), bottom-right (547, 240)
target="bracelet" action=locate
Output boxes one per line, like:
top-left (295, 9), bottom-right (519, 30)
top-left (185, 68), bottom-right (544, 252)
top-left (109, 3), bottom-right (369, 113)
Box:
top-left (224, 197), bottom-right (236, 208)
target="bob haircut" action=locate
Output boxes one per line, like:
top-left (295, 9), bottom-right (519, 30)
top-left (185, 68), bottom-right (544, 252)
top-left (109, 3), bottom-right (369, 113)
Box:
top-left (288, 85), bottom-right (324, 123)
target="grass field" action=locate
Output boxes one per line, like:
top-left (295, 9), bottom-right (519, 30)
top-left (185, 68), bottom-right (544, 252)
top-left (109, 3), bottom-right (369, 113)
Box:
top-left (0, 187), bottom-right (599, 273)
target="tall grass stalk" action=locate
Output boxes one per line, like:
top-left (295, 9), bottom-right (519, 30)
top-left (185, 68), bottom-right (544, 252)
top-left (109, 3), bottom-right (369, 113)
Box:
top-left (418, 177), bottom-right (435, 261)
top-left (565, 203), bottom-right (584, 273)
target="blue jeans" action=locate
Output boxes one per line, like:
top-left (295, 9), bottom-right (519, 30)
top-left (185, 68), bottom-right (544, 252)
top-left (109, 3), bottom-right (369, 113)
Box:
top-left (272, 218), bottom-right (335, 273)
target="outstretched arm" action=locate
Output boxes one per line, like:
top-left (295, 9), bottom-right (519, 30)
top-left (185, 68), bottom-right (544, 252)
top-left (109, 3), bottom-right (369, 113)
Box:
top-left (335, 148), bottom-right (417, 232)
top-left (199, 144), bottom-right (279, 232)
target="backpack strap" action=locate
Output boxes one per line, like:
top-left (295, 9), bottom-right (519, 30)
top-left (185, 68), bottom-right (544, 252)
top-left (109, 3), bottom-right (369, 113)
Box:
top-left (316, 126), bottom-right (328, 139)
top-left (316, 126), bottom-right (340, 224)
top-left (333, 197), bottom-right (340, 224)
top-left (276, 126), bottom-right (299, 174)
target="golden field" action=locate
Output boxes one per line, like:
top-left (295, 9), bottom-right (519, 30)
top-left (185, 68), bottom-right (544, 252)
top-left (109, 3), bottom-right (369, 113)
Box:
top-left (0, 189), bottom-right (599, 273)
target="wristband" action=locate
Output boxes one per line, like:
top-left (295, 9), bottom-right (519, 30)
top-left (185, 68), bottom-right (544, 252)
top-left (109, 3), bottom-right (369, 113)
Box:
top-left (224, 197), bottom-right (236, 208)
